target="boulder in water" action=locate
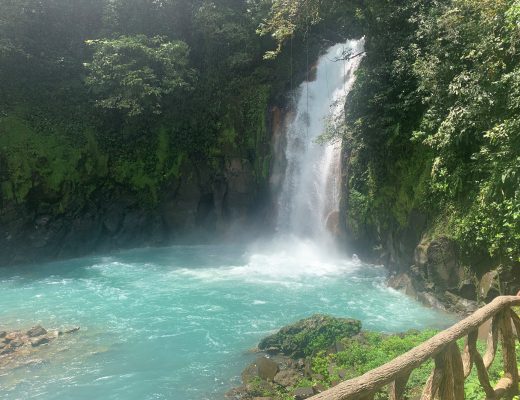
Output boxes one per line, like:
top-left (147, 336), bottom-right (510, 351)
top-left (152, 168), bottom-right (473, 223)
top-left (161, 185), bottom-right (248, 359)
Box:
top-left (65, 326), bottom-right (80, 334)
top-left (30, 336), bottom-right (49, 347)
top-left (27, 325), bottom-right (47, 338)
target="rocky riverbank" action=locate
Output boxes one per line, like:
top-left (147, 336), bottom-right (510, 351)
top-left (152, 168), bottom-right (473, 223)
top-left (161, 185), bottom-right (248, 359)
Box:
top-left (383, 235), bottom-right (519, 316)
top-left (227, 315), bottom-right (438, 400)
top-left (0, 325), bottom-right (80, 368)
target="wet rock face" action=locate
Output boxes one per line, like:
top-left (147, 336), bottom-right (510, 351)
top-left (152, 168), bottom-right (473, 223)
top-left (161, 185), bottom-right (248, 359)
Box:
top-left (479, 270), bottom-right (501, 302)
top-left (426, 237), bottom-right (462, 290)
top-left (258, 314), bottom-right (361, 358)
top-left (387, 273), bottom-right (417, 299)
top-left (10, 151), bottom-right (269, 265)
top-left (392, 236), bottom-right (479, 311)
top-left (0, 146), bottom-right (270, 267)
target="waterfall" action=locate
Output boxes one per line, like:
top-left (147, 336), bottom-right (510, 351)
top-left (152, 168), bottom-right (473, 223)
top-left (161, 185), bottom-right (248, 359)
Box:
top-left (275, 39), bottom-right (365, 241)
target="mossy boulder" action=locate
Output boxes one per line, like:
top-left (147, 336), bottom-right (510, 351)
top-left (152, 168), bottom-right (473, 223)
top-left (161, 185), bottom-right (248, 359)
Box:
top-left (258, 314), bottom-right (361, 357)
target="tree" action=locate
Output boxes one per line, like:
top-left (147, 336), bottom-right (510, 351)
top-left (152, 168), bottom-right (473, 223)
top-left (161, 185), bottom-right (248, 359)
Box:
top-left (85, 35), bottom-right (194, 117)
top-left (256, 0), bottom-right (363, 59)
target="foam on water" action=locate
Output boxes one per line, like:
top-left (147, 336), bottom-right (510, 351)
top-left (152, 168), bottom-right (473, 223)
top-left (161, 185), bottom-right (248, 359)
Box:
top-left (175, 237), bottom-right (359, 285)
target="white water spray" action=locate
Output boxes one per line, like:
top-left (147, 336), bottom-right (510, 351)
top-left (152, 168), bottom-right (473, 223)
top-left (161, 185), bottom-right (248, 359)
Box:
top-left (275, 40), bottom-right (365, 241)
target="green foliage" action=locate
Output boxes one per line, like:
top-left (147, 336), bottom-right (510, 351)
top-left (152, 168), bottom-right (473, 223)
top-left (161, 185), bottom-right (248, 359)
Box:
top-left (257, 0), bottom-right (363, 59)
top-left (300, 319), bottom-right (361, 356)
top-left (259, 315), bottom-right (362, 358)
top-left (304, 330), bottom-right (520, 400)
top-left (287, 330), bottom-right (438, 399)
top-left (326, 330), bottom-right (437, 378)
top-left (463, 337), bottom-right (516, 399)
top-left (2, 0), bottom-right (517, 270)
top-left (85, 35), bottom-right (194, 116)
top-left (111, 128), bottom-right (186, 205)
top-left (247, 376), bottom-right (278, 397)
top-left (0, 115), bottom-right (107, 210)
top-left (0, 0), bottom-right (284, 215)
top-left (343, 0), bottom-right (520, 264)
top-left (252, 329), bottom-right (440, 400)
top-left (257, 0), bottom-right (323, 58)
top-left (410, 0), bottom-right (520, 262)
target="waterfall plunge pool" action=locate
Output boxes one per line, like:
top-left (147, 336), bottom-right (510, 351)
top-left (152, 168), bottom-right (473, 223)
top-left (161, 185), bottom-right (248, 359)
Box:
top-left (0, 238), bottom-right (455, 400)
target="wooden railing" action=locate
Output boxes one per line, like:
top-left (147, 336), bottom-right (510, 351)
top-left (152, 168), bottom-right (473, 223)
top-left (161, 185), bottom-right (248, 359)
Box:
top-left (309, 296), bottom-right (520, 400)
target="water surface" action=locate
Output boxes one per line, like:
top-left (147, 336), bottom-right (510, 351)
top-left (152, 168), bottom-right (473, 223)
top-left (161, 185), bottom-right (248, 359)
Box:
top-left (0, 239), bottom-right (454, 400)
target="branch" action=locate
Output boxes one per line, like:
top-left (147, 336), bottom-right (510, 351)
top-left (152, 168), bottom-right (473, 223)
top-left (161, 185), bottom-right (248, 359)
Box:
top-left (330, 51), bottom-right (366, 62)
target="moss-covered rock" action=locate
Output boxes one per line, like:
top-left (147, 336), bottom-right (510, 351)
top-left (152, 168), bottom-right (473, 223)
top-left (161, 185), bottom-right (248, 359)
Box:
top-left (258, 314), bottom-right (361, 358)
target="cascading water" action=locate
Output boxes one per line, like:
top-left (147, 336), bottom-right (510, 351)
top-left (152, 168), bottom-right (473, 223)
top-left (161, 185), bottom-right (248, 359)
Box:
top-left (276, 40), bottom-right (365, 240)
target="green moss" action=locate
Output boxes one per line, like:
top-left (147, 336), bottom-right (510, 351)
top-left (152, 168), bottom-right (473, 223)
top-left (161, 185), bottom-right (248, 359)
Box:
top-left (258, 315), bottom-right (362, 357)
top-left (111, 128), bottom-right (186, 205)
top-left (261, 154), bottom-right (272, 180)
top-left (220, 127), bottom-right (238, 147)
top-left (0, 115), bottom-right (97, 205)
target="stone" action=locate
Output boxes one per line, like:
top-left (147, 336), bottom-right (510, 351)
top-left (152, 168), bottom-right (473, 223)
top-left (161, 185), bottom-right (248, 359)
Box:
top-left (414, 242), bottom-right (429, 271)
top-left (274, 369), bottom-right (301, 387)
top-left (294, 387), bottom-right (314, 400)
top-left (27, 325), bottom-right (47, 338)
top-left (388, 273), bottom-right (417, 299)
top-left (241, 363), bottom-right (259, 385)
top-left (258, 314), bottom-right (361, 357)
top-left (64, 326), bottom-right (80, 334)
top-left (337, 369), bottom-right (348, 379)
top-left (256, 357), bottom-right (279, 381)
top-left (245, 380), bottom-right (275, 397)
top-left (444, 291), bottom-right (479, 315)
top-left (458, 278), bottom-right (477, 300)
top-left (225, 386), bottom-right (248, 400)
top-left (479, 270), bottom-right (500, 302)
top-left (0, 331), bottom-right (6, 338)
top-left (0, 346), bottom-right (14, 355)
top-left (263, 347), bottom-right (279, 355)
top-left (426, 237), bottom-right (462, 290)
top-left (10, 338), bottom-right (24, 349)
top-left (5, 332), bottom-right (18, 342)
top-left (417, 291), bottom-right (446, 310)
top-left (334, 341), bottom-right (346, 353)
top-left (311, 374), bottom-right (324, 381)
top-left (313, 383), bottom-right (327, 393)
top-left (31, 336), bottom-right (49, 347)
top-left (304, 358), bottom-right (313, 377)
